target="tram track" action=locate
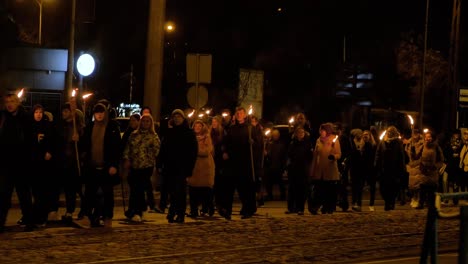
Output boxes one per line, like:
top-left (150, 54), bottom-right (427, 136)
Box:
top-left (0, 212), bottom-right (460, 264)
top-left (66, 229), bottom-right (458, 263)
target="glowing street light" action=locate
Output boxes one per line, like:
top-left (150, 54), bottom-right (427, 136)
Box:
top-left (76, 53), bottom-right (95, 77)
top-left (164, 21), bottom-right (175, 33)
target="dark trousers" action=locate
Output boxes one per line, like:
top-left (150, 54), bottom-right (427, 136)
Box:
top-left (84, 168), bottom-right (115, 220)
top-left (144, 168), bottom-right (155, 210)
top-left (350, 172), bottom-right (364, 207)
top-left (0, 167), bottom-right (33, 227)
top-left (167, 175), bottom-right (187, 218)
top-left (31, 161), bottom-right (52, 224)
top-left (366, 174), bottom-right (377, 206)
top-left (189, 186), bottom-right (214, 215)
top-left (265, 168), bottom-right (286, 200)
top-left (337, 170), bottom-right (350, 211)
top-left (64, 167), bottom-right (82, 214)
top-left (419, 183), bottom-right (437, 208)
top-left (308, 180), bottom-right (338, 214)
top-left (158, 170), bottom-right (169, 210)
top-left (287, 172), bottom-right (307, 212)
top-left (220, 172), bottom-right (257, 217)
top-left (128, 167), bottom-right (154, 216)
top-left (380, 177), bottom-right (399, 210)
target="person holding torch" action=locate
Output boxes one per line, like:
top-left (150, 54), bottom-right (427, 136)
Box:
top-left (0, 92), bottom-right (35, 232)
top-left (221, 106), bottom-right (262, 219)
top-left (308, 123), bottom-right (341, 214)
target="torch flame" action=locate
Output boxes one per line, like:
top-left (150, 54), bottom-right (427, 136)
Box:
top-left (289, 117), bottom-right (295, 124)
top-left (265, 129), bottom-right (271, 136)
top-left (423, 128), bottom-right (429, 134)
top-left (198, 113), bottom-right (204, 118)
top-left (72, 89), bottom-right (76, 97)
top-left (332, 135), bottom-right (338, 143)
top-left (408, 115), bottom-right (414, 125)
top-left (205, 109), bottom-right (211, 115)
top-left (82, 93), bottom-right (93, 99)
top-left (222, 112), bottom-right (228, 117)
top-left (188, 110), bottom-right (195, 118)
top-left (248, 105), bottom-right (253, 115)
top-left (17, 88), bottom-right (24, 99)
top-left (379, 130), bottom-right (387, 140)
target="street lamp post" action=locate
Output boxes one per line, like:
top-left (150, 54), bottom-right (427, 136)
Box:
top-left (34, 0), bottom-right (42, 45)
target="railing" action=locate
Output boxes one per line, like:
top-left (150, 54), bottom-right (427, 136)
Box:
top-left (420, 192), bottom-right (468, 264)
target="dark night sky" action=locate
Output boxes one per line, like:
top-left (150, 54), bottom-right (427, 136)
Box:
top-left (1, 0), bottom-right (465, 124)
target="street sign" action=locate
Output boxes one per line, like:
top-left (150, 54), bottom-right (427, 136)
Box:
top-left (187, 85), bottom-right (208, 109)
top-left (186, 54), bottom-right (212, 84)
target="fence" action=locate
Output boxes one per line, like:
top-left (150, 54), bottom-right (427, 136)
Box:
top-left (420, 192), bottom-right (468, 264)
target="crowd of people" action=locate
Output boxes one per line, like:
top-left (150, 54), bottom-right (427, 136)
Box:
top-left (0, 92), bottom-right (461, 233)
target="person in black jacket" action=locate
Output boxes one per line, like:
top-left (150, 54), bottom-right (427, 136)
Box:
top-left (221, 107), bottom-right (263, 219)
top-left (0, 93), bottom-right (34, 232)
top-left (374, 126), bottom-right (406, 211)
top-left (285, 127), bottom-right (312, 215)
top-left (158, 109), bottom-right (198, 223)
top-left (81, 102), bottom-right (121, 227)
top-left (28, 104), bottom-right (54, 226)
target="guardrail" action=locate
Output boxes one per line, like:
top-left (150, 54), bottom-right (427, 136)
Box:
top-left (420, 192), bottom-right (468, 264)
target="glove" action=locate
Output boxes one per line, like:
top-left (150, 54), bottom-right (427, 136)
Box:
top-left (328, 154), bottom-right (335, 161)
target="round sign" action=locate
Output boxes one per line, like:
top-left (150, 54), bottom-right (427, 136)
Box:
top-left (187, 85), bottom-right (208, 109)
top-left (76, 53), bottom-right (95, 77)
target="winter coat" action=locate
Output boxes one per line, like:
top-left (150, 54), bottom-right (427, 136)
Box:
top-left (418, 143), bottom-right (444, 186)
top-left (287, 137), bottom-right (313, 178)
top-left (374, 137), bottom-right (406, 182)
top-left (159, 120), bottom-right (198, 180)
top-left (309, 135), bottom-right (342, 181)
top-left (0, 107), bottom-right (29, 166)
top-left (81, 120), bottom-right (122, 171)
top-left (224, 121), bottom-right (262, 179)
top-left (29, 116), bottom-right (53, 163)
top-left (123, 130), bottom-right (160, 169)
top-left (188, 134), bottom-right (215, 187)
top-left (349, 140), bottom-right (376, 177)
top-left (405, 139), bottom-right (424, 189)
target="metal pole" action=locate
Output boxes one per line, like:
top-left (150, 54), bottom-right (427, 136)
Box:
top-left (144, 0), bottom-right (165, 122)
top-left (36, 0), bottom-right (42, 45)
top-left (66, 0), bottom-right (76, 94)
top-left (419, 0), bottom-right (429, 129)
top-left (130, 64), bottom-right (133, 103)
top-left (196, 54), bottom-right (200, 111)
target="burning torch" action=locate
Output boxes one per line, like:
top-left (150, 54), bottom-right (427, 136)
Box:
top-left (16, 88), bottom-right (24, 99)
top-left (379, 130), bottom-right (387, 141)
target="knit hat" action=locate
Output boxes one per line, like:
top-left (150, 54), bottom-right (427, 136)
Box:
top-left (93, 102), bottom-right (107, 113)
top-left (171, 109), bottom-right (185, 119)
top-left (32, 104), bottom-right (44, 113)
